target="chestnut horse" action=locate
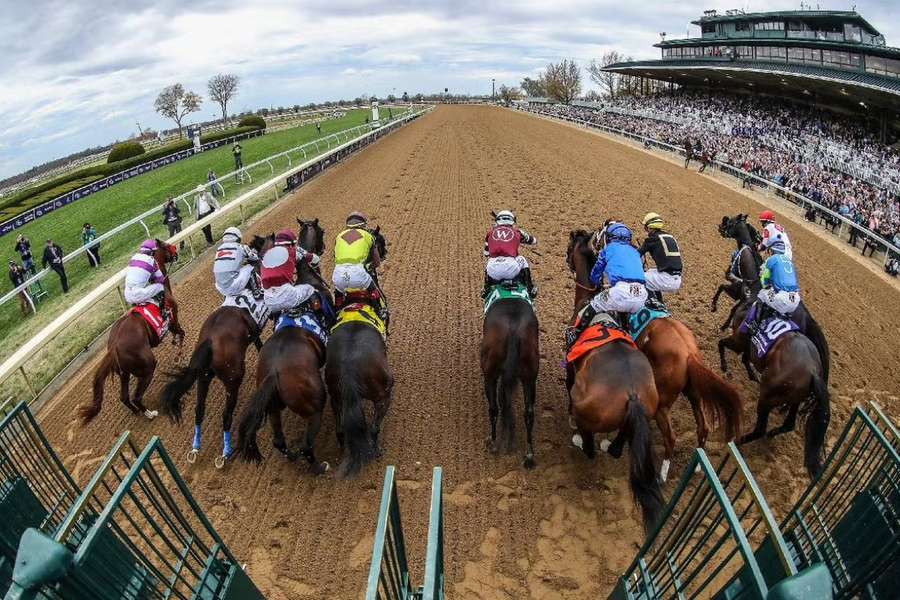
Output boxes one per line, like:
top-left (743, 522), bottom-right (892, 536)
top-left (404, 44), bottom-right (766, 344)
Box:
top-left (160, 235), bottom-right (268, 468)
top-left (566, 230), bottom-right (664, 535)
top-left (236, 219), bottom-right (332, 474)
top-left (81, 240), bottom-right (184, 424)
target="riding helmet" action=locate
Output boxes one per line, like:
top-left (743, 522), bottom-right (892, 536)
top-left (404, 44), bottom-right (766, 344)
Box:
top-left (642, 212), bottom-right (665, 230)
top-left (606, 223), bottom-right (633, 243)
top-left (759, 210), bottom-right (776, 223)
top-left (274, 228), bottom-right (297, 245)
top-left (222, 226), bottom-right (242, 242)
top-left (140, 239), bottom-right (158, 254)
top-left (495, 210), bottom-right (516, 226)
top-left (347, 211), bottom-right (368, 226)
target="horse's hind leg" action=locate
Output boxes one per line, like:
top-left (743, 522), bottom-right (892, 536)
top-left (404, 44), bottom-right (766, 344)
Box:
top-left (606, 430), bottom-right (627, 458)
top-left (721, 300), bottom-right (743, 332)
top-left (685, 387), bottom-right (710, 450)
top-left (738, 403), bottom-right (772, 445)
top-left (741, 349), bottom-right (759, 383)
top-left (217, 378), bottom-right (240, 466)
top-left (484, 376), bottom-right (500, 453)
top-left (328, 389), bottom-right (344, 449)
top-left (118, 372), bottom-right (137, 413)
top-left (371, 391), bottom-right (393, 458)
top-left (766, 404), bottom-right (799, 439)
top-left (576, 427), bottom-right (597, 459)
top-left (269, 409), bottom-right (293, 459)
top-left (710, 285), bottom-right (726, 312)
top-left (131, 356), bottom-right (158, 419)
top-left (654, 405), bottom-right (677, 482)
top-left (189, 374), bottom-right (212, 462)
top-left (522, 378), bottom-right (537, 469)
top-left (302, 410), bottom-right (329, 475)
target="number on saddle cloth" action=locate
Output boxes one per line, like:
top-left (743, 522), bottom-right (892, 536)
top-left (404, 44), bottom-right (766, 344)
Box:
top-left (223, 291), bottom-right (269, 329)
top-left (483, 282), bottom-right (532, 314)
top-left (628, 306), bottom-right (669, 339)
top-left (750, 315), bottom-right (800, 360)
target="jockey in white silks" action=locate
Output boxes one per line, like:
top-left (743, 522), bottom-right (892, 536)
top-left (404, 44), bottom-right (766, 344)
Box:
top-left (123, 239), bottom-right (166, 306)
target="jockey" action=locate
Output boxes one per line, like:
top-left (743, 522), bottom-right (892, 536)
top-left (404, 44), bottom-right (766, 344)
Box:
top-left (482, 210), bottom-right (538, 299)
top-left (213, 226), bottom-right (261, 299)
top-left (758, 210), bottom-right (793, 260)
top-left (566, 222), bottom-right (647, 346)
top-left (124, 240), bottom-right (166, 308)
top-left (260, 228), bottom-right (318, 315)
top-left (638, 212), bottom-right (682, 303)
top-left (748, 240), bottom-right (801, 332)
top-left (332, 212), bottom-right (388, 321)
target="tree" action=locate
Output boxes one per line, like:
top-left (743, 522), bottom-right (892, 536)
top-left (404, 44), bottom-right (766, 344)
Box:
top-left (587, 51), bottom-right (624, 99)
top-left (520, 76), bottom-right (546, 97)
top-left (387, 94), bottom-right (396, 103)
top-left (543, 59), bottom-right (581, 104)
top-left (497, 85), bottom-right (522, 105)
top-left (154, 84), bottom-right (202, 138)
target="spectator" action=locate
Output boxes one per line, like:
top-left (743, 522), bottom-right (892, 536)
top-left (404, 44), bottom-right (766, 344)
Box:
top-left (82, 222), bottom-right (100, 267)
top-left (207, 169), bottom-right (224, 198)
top-left (232, 143), bottom-right (243, 181)
top-left (42, 239), bottom-right (68, 293)
top-left (8, 260), bottom-right (32, 315)
top-left (194, 185), bottom-right (220, 244)
top-left (886, 256), bottom-right (899, 277)
top-left (315, 121), bottom-right (321, 136)
top-left (162, 195), bottom-right (185, 249)
top-left (14, 234), bottom-right (35, 275)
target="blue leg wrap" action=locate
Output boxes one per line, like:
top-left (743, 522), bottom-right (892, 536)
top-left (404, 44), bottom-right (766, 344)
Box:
top-left (192, 425), bottom-right (202, 451)
top-left (223, 431), bottom-right (233, 457)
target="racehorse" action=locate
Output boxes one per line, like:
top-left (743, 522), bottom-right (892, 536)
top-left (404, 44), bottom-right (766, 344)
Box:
top-left (566, 230), bottom-right (664, 534)
top-left (159, 235), bottom-right (268, 467)
top-left (718, 308), bottom-right (830, 478)
top-left (235, 219), bottom-right (332, 474)
top-left (630, 312), bottom-right (742, 482)
top-left (480, 278), bottom-right (540, 469)
top-left (81, 240), bottom-right (184, 424)
top-left (325, 227), bottom-right (394, 479)
top-left (713, 214), bottom-right (831, 383)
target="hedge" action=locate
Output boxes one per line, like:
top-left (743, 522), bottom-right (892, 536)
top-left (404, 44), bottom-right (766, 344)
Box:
top-left (107, 141), bottom-right (146, 163)
top-left (199, 125), bottom-right (259, 145)
top-left (238, 115), bottom-right (267, 129)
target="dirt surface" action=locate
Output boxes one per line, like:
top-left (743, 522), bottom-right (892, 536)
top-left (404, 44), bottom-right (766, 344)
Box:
top-left (37, 106), bottom-right (899, 599)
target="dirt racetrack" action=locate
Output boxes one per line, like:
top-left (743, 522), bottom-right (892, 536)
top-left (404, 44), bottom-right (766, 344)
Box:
top-left (37, 106), bottom-right (899, 599)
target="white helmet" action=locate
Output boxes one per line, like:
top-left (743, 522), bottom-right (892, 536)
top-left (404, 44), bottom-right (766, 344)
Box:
top-left (196, 185), bottom-right (205, 193)
top-left (495, 210), bottom-right (516, 226)
top-left (222, 226), bottom-right (242, 242)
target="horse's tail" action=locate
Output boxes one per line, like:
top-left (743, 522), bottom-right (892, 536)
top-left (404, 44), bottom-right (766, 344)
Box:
top-left (338, 359), bottom-right (371, 479)
top-left (686, 354), bottom-right (742, 441)
top-left (498, 332), bottom-right (521, 447)
top-left (624, 393), bottom-right (665, 537)
top-left (236, 373), bottom-right (279, 463)
top-left (81, 351), bottom-right (116, 424)
top-left (160, 339), bottom-right (213, 424)
top-left (803, 315), bottom-right (830, 385)
top-left (803, 374), bottom-right (831, 480)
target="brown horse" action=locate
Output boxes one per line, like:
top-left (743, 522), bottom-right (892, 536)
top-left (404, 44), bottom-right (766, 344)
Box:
top-left (235, 219), bottom-right (332, 474)
top-left (160, 235), bottom-right (268, 468)
top-left (631, 313), bottom-right (742, 482)
top-left (81, 240), bottom-right (184, 424)
top-left (480, 288), bottom-right (540, 469)
top-left (326, 228), bottom-right (394, 479)
top-left (719, 305), bottom-right (830, 478)
top-left (566, 230), bottom-right (664, 534)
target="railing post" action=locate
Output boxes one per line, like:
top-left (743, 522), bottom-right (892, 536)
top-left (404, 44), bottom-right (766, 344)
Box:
top-left (138, 219), bottom-right (151, 237)
top-left (187, 234), bottom-right (196, 259)
top-left (116, 285), bottom-right (128, 313)
top-left (19, 366), bottom-right (37, 401)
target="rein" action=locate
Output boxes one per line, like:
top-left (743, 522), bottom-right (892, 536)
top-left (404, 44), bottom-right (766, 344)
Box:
top-left (573, 279), bottom-right (597, 293)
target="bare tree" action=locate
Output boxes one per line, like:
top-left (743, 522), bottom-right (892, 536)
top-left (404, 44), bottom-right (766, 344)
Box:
top-left (207, 74), bottom-right (239, 124)
top-left (543, 59), bottom-right (581, 104)
top-left (154, 84), bottom-right (203, 138)
top-left (587, 51), bottom-right (625, 99)
top-left (497, 85), bottom-right (523, 105)
top-left (520, 76), bottom-right (546, 97)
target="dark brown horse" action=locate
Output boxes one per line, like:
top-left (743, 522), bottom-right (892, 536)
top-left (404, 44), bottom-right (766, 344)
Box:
top-left (235, 219), bottom-right (332, 474)
top-left (631, 314), bottom-right (742, 482)
top-left (719, 307), bottom-right (830, 478)
top-left (566, 230), bottom-right (664, 534)
top-left (160, 235), bottom-right (268, 468)
top-left (81, 240), bottom-right (184, 424)
top-left (480, 288), bottom-right (540, 468)
top-left (326, 228), bottom-right (393, 479)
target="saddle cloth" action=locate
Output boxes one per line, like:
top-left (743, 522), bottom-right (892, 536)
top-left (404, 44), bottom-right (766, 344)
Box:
top-left (131, 303), bottom-right (168, 346)
top-left (483, 281), bottom-right (533, 314)
top-left (332, 303), bottom-right (386, 340)
top-left (222, 289), bottom-right (269, 329)
top-left (566, 310), bottom-right (636, 365)
top-left (750, 315), bottom-right (800, 360)
top-left (275, 312), bottom-right (328, 345)
top-left (629, 306), bottom-right (670, 340)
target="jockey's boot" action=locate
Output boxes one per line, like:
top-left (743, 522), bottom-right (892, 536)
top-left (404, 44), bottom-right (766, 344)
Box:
top-left (249, 273), bottom-right (263, 300)
top-left (566, 305), bottom-right (597, 349)
top-left (646, 291), bottom-right (666, 312)
top-left (615, 312), bottom-right (630, 331)
top-left (521, 268), bottom-right (538, 299)
top-left (748, 302), bottom-right (767, 335)
top-left (481, 273), bottom-right (494, 299)
top-left (153, 291), bottom-right (167, 313)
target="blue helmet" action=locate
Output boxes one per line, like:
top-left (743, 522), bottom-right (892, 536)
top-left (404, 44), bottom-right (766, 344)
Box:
top-left (606, 223), bottom-right (633, 243)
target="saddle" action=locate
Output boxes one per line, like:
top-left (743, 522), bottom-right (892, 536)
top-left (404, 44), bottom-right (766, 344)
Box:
top-left (483, 281), bottom-right (532, 314)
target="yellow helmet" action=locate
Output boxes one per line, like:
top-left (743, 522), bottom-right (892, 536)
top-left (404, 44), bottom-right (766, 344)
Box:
top-left (642, 212), bottom-right (665, 230)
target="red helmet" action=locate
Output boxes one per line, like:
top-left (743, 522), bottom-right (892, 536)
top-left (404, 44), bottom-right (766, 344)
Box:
top-left (759, 210), bottom-right (776, 223)
top-left (274, 228), bottom-right (296, 245)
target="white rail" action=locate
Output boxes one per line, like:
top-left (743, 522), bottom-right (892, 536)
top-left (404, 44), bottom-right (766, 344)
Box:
top-left (523, 107), bottom-right (900, 268)
top-left (0, 107), bottom-right (432, 399)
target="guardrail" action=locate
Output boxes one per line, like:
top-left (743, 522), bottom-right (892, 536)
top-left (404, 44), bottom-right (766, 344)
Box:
top-left (0, 106), bottom-right (431, 401)
top-left (0, 109), bottom-right (418, 310)
top-left (523, 106), bottom-right (900, 268)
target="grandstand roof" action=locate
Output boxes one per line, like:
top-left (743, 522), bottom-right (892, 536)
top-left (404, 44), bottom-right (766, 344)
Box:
top-left (691, 10), bottom-right (881, 37)
top-left (604, 60), bottom-right (900, 115)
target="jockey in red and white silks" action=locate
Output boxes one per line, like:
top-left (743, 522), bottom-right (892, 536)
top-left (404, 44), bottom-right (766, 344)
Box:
top-left (260, 228), bottom-right (318, 313)
top-left (758, 210), bottom-right (793, 260)
top-left (482, 210), bottom-right (537, 298)
top-left (124, 239), bottom-right (166, 306)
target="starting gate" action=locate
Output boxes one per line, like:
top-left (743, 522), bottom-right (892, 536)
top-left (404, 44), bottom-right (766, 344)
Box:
top-left (778, 402), bottom-right (899, 599)
top-left (366, 466), bottom-right (444, 600)
top-left (0, 401), bottom-right (264, 600)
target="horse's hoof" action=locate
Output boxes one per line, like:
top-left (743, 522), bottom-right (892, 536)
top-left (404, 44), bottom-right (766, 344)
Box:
top-left (571, 433), bottom-right (584, 450)
top-left (599, 438), bottom-right (612, 453)
top-left (523, 455), bottom-right (536, 470)
top-left (315, 461), bottom-right (330, 475)
top-left (144, 409), bottom-right (158, 420)
top-left (659, 459), bottom-right (671, 483)
top-left (214, 454), bottom-right (228, 469)
top-left (567, 416), bottom-right (577, 431)
top-left (186, 449), bottom-right (199, 464)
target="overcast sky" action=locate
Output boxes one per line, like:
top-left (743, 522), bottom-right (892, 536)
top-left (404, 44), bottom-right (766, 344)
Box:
top-left (2, 1), bottom-right (897, 179)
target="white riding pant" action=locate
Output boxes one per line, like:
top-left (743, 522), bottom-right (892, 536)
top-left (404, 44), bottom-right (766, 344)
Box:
top-left (124, 283), bottom-right (165, 306)
top-left (215, 264), bottom-right (255, 298)
top-left (486, 256), bottom-right (528, 281)
top-left (644, 269), bottom-right (682, 293)
top-left (757, 288), bottom-right (800, 316)
top-left (333, 263), bottom-right (373, 292)
top-left (590, 281), bottom-right (648, 314)
top-left (263, 283), bottom-right (316, 313)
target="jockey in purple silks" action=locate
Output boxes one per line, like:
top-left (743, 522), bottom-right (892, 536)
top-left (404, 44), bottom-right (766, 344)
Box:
top-left (124, 239), bottom-right (166, 307)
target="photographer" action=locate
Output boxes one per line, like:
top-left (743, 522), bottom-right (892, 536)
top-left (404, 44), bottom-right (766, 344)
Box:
top-left (162, 195), bottom-right (185, 250)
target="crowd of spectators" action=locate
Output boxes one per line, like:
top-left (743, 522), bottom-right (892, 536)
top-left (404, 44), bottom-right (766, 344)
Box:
top-left (529, 90), bottom-right (900, 260)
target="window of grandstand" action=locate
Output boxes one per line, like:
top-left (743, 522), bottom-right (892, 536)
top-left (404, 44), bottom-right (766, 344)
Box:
top-left (866, 56), bottom-right (900, 78)
top-left (787, 21), bottom-right (816, 40)
top-left (822, 50), bottom-right (861, 69)
top-left (756, 46), bottom-right (787, 62)
top-left (754, 22), bottom-right (784, 32)
top-left (844, 24), bottom-right (863, 44)
top-left (737, 46), bottom-right (753, 59)
top-left (815, 25), bottom-right (844, 42)
top-left (701, 23), bottom-right (716, 35)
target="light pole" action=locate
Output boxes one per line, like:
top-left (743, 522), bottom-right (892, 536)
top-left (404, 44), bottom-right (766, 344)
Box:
top-left (491, 78), bottom-right (495, 101)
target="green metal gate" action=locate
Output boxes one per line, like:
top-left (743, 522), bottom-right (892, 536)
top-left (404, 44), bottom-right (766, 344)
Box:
top-left (779, 402), bottom-right (899, 600)
top-left (366, 466), bottom-right (444, 600)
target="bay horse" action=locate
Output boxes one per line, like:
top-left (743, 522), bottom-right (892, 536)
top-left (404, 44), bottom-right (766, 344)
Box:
top-left (566, 230), bottom-right (664, 535)
top-left (713, 214), bottom-right (831, 383)
top-left (480, 286), bottom-right (540, 469)
top-left (718, 309), bottom-right (830, 478)
top-left (81, 240), bottom-right (184, 424)
top-left (159, 235), bottom-right (268, 468)
top-left (235, 219), bottom-right (332, 474)
top-left (326, 227), bottom-right (394, 479)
